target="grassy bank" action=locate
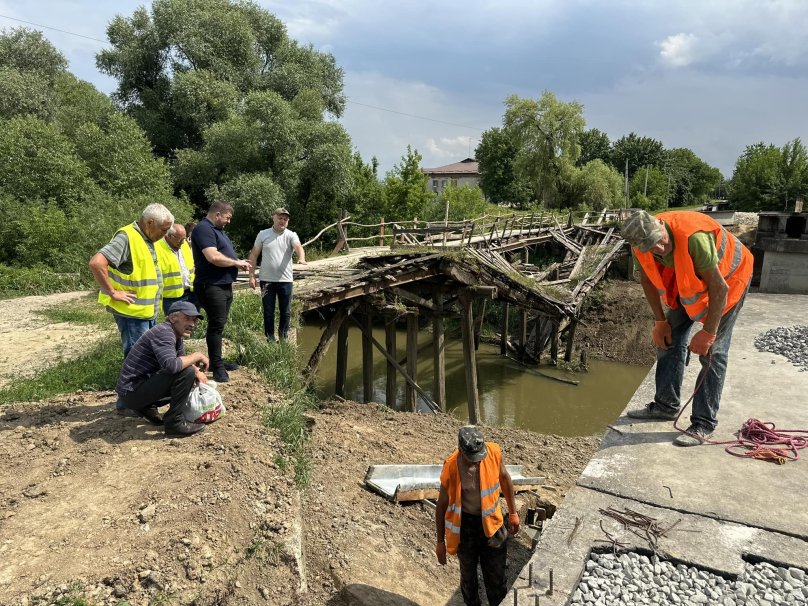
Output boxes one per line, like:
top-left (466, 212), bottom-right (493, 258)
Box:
top-left (1, 290), bottom-right (317, 486)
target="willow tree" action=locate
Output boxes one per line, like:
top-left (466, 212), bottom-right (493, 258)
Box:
top-left (503, 91), bottom-right (585, 207)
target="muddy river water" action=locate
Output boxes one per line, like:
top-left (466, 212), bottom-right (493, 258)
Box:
top-left (297, 322), bottom-right (650, 437)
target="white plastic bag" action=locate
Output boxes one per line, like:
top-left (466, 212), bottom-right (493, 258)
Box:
top-left (184, 381), bottom-right (226, 424)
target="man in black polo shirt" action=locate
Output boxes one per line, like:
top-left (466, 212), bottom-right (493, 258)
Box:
top-left (191, 200), bottom-right (252, 383)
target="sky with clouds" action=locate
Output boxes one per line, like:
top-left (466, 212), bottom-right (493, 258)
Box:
top-left (2, 0), bottom-right (807, 177)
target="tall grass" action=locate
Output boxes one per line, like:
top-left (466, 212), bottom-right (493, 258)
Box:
top-left (225, 292), bottom-right (317, 486)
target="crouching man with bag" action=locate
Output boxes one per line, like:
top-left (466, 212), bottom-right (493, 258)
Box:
top-left (116, 301), bottom-right (209, 437)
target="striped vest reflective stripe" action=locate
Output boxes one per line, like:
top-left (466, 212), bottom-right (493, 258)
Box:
top-left (156, 238), bottom-right (195, 298)
top-left (441, 442), bottom-right (504, 555)
top-left (634, 211), bottom-right (752, 321)
top-left (98, 223), bottom-right (161, 319)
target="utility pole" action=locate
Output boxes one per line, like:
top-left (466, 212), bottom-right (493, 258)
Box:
top-left (624, 158), bottom-right (629, 208)
top-left (644, 166), bottom-right (649, 197)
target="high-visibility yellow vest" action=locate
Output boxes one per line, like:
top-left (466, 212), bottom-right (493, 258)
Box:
top-left (440, 442), bottom-right (504, 555)
top-left (97, 223), bottom-right (161, 319)
top-left (156, 238), bottom-right (195, 299)
top-left (634, 211), bottom-right (752, 322)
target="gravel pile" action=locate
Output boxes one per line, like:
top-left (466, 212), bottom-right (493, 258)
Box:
top-left (735, 212), bottom-right (759, 226)
top-left (754, 325), bottom-right (808, 372)
top-left (570, 552), bottom-right (808, 605)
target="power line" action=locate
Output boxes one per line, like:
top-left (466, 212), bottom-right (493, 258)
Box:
top-left (0, 13), bottom-right (489, 133)
top-left (0, 13), bottom-right (108, 44)
top-left (346, 100), bottom-right (485, 132)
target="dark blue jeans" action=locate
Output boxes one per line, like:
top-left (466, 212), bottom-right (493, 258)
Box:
top-left (113, 315), bottom-right (156, 411)
top-left (654, 288), bottom-right (748, 431)
top-left (194, 282), bottom-right (233, 372)
top-left (260, 281), bottom-right (293, 341)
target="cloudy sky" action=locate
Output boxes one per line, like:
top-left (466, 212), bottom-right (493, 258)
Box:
top-left (2, 0), bottom-right (807, 177)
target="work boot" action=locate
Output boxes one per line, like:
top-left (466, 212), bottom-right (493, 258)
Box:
top-left (673, 424), bottom-right (713, 447)
top-left (222, 360), bottom-right (240, 371)
top-left (138, 405), bottom-right (164, 426)
top-left (115, 407), bottom-right (139, 418)
top-left (212, 367), bottom-right (229, 383)
top-left (626, 401), bottom-right (679, 421)
top-left (165, 420), bottom-right (206, 438)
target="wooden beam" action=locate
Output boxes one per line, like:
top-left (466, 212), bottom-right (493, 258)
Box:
top-left (460, 296), bottom-right (481, 424)
top-left (351, 316), bottom-right (439, 413)
top-left (362, 310), bottom-right (373, 402)
top-left (520, 309), bottom-right (528, 354)
top-left (305, 301), bottom-right (358, 378)
top-left (335, 319), bottom-right (349, 397)
top-left (405, 313), bottom-right (418, 412)
top-left (385, 319), bottom-right (397, 408)
top-left (432, 294), bottom-right (446, 411)
top-left (390, 287), bottom-right (438, 311)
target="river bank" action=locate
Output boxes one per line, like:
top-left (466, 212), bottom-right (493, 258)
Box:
top-left (0, 277), bottom-right (652, 605)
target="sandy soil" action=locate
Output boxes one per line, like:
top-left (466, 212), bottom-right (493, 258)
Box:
top-left (0, 292), bottom-right (110, 389)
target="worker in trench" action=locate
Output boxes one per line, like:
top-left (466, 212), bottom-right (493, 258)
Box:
top-left (435, 426), bottom-right (520, 606)
top-left (621, 209), bottom-right (753, 446)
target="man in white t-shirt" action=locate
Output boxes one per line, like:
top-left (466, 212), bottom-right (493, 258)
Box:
top-left (248, 207), bottom-right (307, 341)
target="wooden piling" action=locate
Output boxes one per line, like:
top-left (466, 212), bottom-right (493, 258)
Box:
top-left (474, 299), bottom-right (486, 351)
top-left (405, 312), bottom-right (418, 412)
top-left (335, 320), bottom-right (349, 397)
top-left (305, 301), bottom-right (358, 378)
top-left (550, 320), bottom-right (559, 365)
top-left (500, 302), bottom-right (510, 355)
top-left (385, 319), bottom-right (397, 408)
top-left (564, 318), bottom-right (577, 363)
top-left (362, 310), bottom-right (373, 402)
top-left (432, 295), bottom-right (446, 412)
top-left (460, 296), bottom-right (481, 424)
top-left (520, 309), bottom-right (529, 356)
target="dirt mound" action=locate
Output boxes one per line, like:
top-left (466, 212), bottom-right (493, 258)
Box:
top-left (0, 370), bottom-right (306, 606)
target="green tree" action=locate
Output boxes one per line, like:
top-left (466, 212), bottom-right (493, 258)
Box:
top-left (630, 166), bottom-right (669, 210)
top-left (426, 183), bottom-right (489, 221)
top-left (729, 139), bottom-right (808, 211)
top-left (475, 127), bottom-right (532, 208)
top-left (341, 153), bottom-right (384, 225)
top-left (665, 148), bottom-right (722, 207)
top-left (570, 160), bottom-right (624, 211)
top-left (97, 0), bottom-right (345, 157)
top-left (577, 128), bottom-right (611, 167)
top-left (503, 91), bottom-right (585, 207)
top-left (609, 133), bottom-right (665, 178)
top-left (383, 146), bottom-right (434, 220)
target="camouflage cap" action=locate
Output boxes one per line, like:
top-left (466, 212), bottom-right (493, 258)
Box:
top-left (621, 209), bottom-right (664, 252)
top-left (458, 426), bottom-right (488, 463)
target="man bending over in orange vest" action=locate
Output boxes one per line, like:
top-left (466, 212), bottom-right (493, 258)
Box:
top-left (621, 209), bottom-right (753, 446)
top-left (436, 427), bottom-right (520, 606)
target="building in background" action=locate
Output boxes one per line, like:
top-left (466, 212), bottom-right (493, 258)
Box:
top-left (422, 158), bottom-right (480, 192)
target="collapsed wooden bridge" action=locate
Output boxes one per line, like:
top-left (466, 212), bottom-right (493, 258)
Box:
top-left (289, 211), bottom-right (627, 424)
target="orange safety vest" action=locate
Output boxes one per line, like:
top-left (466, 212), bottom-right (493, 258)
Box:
top-left (634, 211), bottom-right (752, 322)
top-left (440, 442), bottom-right (504, 555)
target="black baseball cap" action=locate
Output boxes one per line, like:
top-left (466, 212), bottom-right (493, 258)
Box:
top-left (458, 426), bottom-right (488, 463)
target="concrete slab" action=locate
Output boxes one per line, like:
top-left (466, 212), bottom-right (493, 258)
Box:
top-left (578, 293), bottom-right (808, 538)
top-left (506, 293), bottom-right (808, 604)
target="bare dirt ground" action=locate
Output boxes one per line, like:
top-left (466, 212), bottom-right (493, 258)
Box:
top-left (0, 267), bottom-right (678, 605)
top-left (0, 292), bottom-right (111, 388)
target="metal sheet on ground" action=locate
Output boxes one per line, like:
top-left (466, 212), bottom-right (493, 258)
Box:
top-left (365, 464), bottom-right (546, 502)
